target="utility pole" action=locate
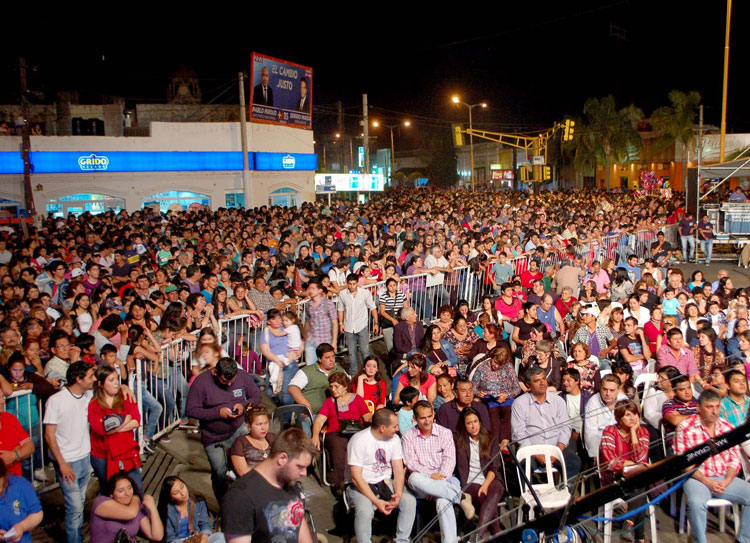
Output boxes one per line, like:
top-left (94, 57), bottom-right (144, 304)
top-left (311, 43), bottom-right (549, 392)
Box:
top-left (337, 101), bottom-right (344, 172)
top-left (363, 94), bottom-right (369, 174)
top-left (19, 58), bottom-right (35, 220)
top-left (697, 104), bottom-right (704, 222)
top-left (238, 72), bottom-right (252, 209)
top-left (720, 0), bottom-right (732, 162)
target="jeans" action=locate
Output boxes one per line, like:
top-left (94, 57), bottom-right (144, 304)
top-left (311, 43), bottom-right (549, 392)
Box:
top-left (152, 375), bottom-right (176, 425)
top-left (21, 427), bottom-right (42, 480)
top-left (681, 235), bottom-right (696, 261)
top-left (683, 476), bottom-right (750, 543)
top-left (170, 364), bottom-right (190, 420)
top-left (346, 481), bottom-right (416, 543)
top-left (55, 456), bottom-right (91, 543)
top-left (174, 534), bottom-right (226, 543)
top-left (140, 386), bottom-right (163, 441)
top-left (90, 455), bottom-right (144, 492)
top-left (407, 473), bottom-right (461, 543)
top-left (412, 289), bottom-right (433, 321)
top-left (345, 327), bottom-right (370, 376)
top-left (701, 239), bottom-right (714, 263)
top-left (269, 361), bottom-right (299, 407)
top-left (465, 480), bottom-right (505, 535)
top-left (382, 326), bottom-right (395, 354)
top-left (204, 423), bottom-right (249, 501)
top-left (304, 341), bottom-right (319, 365)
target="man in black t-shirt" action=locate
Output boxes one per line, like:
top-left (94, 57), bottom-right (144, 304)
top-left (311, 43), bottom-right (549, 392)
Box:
top-left (649, 231), bottom-right (673, 268)
top-left (222, 428), bottom-right (318, 543)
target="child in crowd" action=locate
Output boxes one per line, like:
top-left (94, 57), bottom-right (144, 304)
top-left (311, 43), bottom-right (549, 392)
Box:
top-left (661, 287), bottom-right (679, 318)
top-left (100, 343), bottom-right (128, 384)
top-left (266, 312), bottom-right (303, 395)
top-left (398, 386), bottom-right (420, 435)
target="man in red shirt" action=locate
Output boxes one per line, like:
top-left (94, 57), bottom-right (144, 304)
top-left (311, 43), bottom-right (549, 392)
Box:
top-left (0, 393), bottom-right (34, 476)
top-left (519, 259), bottom-right (542, 290)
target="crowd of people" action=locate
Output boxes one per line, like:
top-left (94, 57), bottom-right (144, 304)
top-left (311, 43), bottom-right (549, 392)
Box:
top-left (1, 187), bottom-right (750, 543)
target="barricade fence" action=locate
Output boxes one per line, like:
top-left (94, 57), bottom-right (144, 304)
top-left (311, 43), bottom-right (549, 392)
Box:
top-left (229, 225), bottom-right (678, 372)
top-left (5, 389), bottom-right (53, 492)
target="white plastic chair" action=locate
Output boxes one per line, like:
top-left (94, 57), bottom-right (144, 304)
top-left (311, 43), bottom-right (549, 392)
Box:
top-left (634, 373), bottom-right (658, 409)
top-left (515, 444), bottom-right (572, 522)
top-left (596, 457), bottom-right (658, 543)
top-left (679, 493), bottom-right (739, 536)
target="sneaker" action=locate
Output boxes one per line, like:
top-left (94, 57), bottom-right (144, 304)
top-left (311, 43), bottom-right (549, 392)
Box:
top-left (143, 442), bottom-right (155, 455)
top-left (179, 420), bottom-right (198, 430)
top-left (34, 468), bottom-right (50, 482)
top-left (460, 492), bottom-right (476, 519)
top-left (159, 434), bottom-right (171, 444)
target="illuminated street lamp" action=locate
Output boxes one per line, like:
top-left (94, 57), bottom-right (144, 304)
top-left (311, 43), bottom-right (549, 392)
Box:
top-left (452, 95), bottom-right (487, 191)
top-left (372, 119), bottom-right (411, 187)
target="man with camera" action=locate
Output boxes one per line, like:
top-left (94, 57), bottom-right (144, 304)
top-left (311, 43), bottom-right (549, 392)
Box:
top-left (186, 357), bottom-right (261, 500)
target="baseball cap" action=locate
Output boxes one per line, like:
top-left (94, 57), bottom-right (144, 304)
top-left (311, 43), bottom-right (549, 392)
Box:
top-left (581, 307), bottom-right (598, 316)
top-left (165, 285), bottom-right (178, 294)
top-left (102, 299), bottom-right (124, 312)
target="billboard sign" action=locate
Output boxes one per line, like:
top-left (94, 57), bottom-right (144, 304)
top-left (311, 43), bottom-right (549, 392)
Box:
top-left (315, 174), bottom-right (385, 193)
top-left (250, 52), bottom-right (312, 130)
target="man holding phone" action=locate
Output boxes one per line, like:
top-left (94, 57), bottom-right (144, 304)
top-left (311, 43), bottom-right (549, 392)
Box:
top-left (187, 357), bottom-right (261, 500)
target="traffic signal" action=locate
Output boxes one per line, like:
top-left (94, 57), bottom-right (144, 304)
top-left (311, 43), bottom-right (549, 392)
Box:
top-left (543, 165), bottom-right (551, 180)
top-left (563, 119), bottom-right (575, 142)
top-left (452, 124), bottom-right (464, 146)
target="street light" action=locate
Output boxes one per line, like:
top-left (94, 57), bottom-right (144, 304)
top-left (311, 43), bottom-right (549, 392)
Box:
top-left (452, 95), bottom-right (487, 191)
top-left (372, 119), bottom-right (411, 187)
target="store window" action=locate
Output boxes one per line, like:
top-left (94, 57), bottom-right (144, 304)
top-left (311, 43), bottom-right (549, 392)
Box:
top-left (143, 191), bottom-right (210, 213)
top-left (268, 188), bottom-right (299, 208)
top-left (45, 193), bottom-right (124, 218)
top-left (225, 192), bottom-right (245, 209)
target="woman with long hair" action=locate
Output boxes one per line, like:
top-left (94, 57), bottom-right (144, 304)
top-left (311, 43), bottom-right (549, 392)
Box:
top-left (454, 407), bottom-right (504, 539)
top-left (394, 352), bottom-right (437, 405)
top-left (88, 366), bottom-right (142, 491)
top-left (609, 268), bottom-right (634, 302)
top-left (578, 280), bottom-right (598, 304)
top-left (693, 327), bottom-right (725, 386)
top-left (90, 472), bottom-right (163, 543)
top-left (72, 292), bottom-right (96, 334)
top-left (352, 356), bottom-right (387, 416)
top-left (158, 475), bottom-right (224, 543)
top-left (443, 315), bottom-right (480, 375)
top-left (567, 342), bottom-right (601, 394)
top-left (420, 324), bottom-right (459, 377)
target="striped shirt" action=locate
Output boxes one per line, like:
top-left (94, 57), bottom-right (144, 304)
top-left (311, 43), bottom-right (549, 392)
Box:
top-left (378, 290), bottom-right (407, 316)
top-left (402, 423), bottom-right (456, 479)
top-left (674, 415), bottom-right (741, 478)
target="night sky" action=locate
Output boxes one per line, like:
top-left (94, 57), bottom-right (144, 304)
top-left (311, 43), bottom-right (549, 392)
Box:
top-left (2, 1), bottom-right (747, 150)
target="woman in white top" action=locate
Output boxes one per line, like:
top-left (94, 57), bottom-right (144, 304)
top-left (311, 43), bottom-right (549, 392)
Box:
top-left (72, 293), bottom-right (96, 334)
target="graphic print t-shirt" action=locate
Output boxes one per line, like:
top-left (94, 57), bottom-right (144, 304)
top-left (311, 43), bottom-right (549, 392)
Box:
top-left (221, 469), bottom-right (305, 543)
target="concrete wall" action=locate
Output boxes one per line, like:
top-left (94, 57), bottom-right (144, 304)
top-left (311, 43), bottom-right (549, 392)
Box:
top-left (0, 121), bottom-right (314, 211)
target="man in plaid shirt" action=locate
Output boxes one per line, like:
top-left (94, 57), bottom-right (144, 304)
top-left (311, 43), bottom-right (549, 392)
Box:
top-left (675, 389), bottom-right (750, 543)
top-left (303, 278), bottom-right (338, 363)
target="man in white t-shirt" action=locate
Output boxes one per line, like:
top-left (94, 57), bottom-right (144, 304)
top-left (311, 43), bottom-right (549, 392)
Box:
top-left (346, 408), bottom-right (416, 543)
top-left (424, 245), bottom-right (452, 311)
top-left (43, 362), bottom-right (96, 543)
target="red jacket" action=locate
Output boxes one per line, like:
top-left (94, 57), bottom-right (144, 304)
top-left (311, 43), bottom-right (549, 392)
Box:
top-left (88, 398), bottom-right (141, 478)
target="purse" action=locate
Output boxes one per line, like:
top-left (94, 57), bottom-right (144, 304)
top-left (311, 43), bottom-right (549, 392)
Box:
top-left (184, 501), bottom-right (203, 543)
top-left (334, 398), bottom-right (363, 436)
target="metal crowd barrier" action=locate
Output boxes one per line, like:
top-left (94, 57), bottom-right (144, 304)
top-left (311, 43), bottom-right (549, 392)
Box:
top-left (135, 333), bottom-right (197, 448)
top-left (223, 225), bottom-right (678, 366)
top-left (5, 389), bottom-right (56, 493)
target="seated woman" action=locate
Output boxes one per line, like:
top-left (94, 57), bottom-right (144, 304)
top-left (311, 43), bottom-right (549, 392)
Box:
top-left (311, 372), bottom-right (370, 492)
top-left (420, 324), bottom-right (459, 377)
top-left (394, 352), bottom-right (437, 405)
top-left (352, 356), bottom-right (387, 418)
top-left (443, 315), bottom-right (480, 375)
top-left (230, 406), bottom-right (276, 477)
top-left (454, 407), bottom-right (505, 539)
top-left (158, 475), bottom-right (225, 543)
top-left (434, 373), bottom-right (455, 412)
top-left (599, 401), bottom-right (651, 543)
top-left (471, 345), bottom-right (521, 449)
top-left (611, 360), bottom-right (636, 400)
top-left (566, 342), bottom-right (601, 395)
top-left (0, 458), bottom-right (43, 543)
top-left (520, 339), bottom-right (563, 393)
top-left (88, 366), bottom-right (142, 491)
top-left (89, 472), bottom-right (163, 543)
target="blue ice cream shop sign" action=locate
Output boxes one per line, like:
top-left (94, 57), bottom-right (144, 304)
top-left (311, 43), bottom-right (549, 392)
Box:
top-left (78, 154), bottom-right (109, 171)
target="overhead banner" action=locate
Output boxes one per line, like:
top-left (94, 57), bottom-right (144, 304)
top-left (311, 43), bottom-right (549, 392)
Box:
top-left (250, 52), bottom-right (312, 130)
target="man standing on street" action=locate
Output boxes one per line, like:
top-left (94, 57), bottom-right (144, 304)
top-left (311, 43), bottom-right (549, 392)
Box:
top-left (303, 278), bottom-right (338, 364)
top-left (338, 274), bottom-right (378, 377)
top-left (186, 357), bottom-right (261, 500)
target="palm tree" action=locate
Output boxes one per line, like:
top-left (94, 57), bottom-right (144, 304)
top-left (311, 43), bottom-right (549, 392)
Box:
top-left (580, 95), bottom-right (644, 190)
top-left (651, 90), bottom-right (701, 187)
